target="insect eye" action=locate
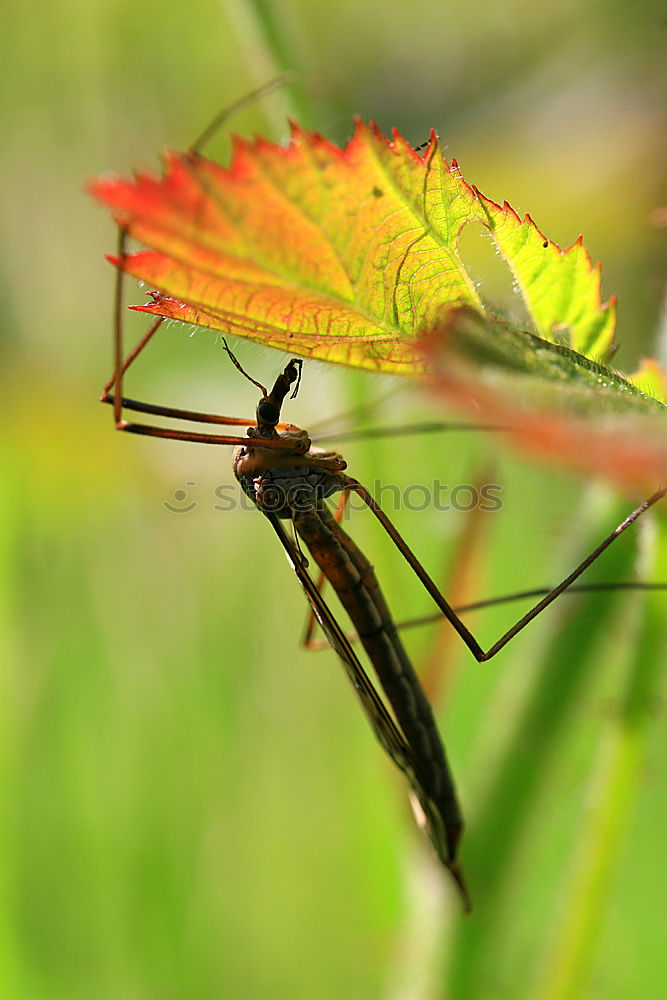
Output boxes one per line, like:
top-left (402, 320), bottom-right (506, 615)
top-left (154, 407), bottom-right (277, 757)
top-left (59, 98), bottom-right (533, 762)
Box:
top-left (257, 399), bottom-right (280, 425)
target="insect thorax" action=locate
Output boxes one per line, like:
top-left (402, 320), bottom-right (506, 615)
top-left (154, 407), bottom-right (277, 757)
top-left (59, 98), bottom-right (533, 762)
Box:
top-left (233, 434), bottom-right (347, 519)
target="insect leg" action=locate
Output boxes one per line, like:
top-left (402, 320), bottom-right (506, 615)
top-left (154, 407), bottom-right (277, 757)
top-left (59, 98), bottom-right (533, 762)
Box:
top-left (345, 477), bottom-right (666, 662)
top-left (301, 489), bottom-right (352, 648)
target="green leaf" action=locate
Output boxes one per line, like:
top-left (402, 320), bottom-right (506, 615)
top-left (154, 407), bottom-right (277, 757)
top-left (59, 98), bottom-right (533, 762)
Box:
top-left (473, 202), bottom-right (616, 358)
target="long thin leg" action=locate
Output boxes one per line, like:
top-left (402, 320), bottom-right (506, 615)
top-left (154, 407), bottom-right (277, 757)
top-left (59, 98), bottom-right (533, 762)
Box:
top-left (112, 226), bottom-right (127, 426)
top-left (104, 78), bottom-right (296, 430)
top-left (104, 235), bottom-right (498, 445)
top-left (304, 582), bottom-right (667, 651)
top-left (301, 489), bottom-right (351, 647)
top-left (344, 477), bottom-right (666, 663)
top-left (105, 78), bottom-right (295, 418)
top-left (103, 394), bottom-right (257, 428)
top-left (314, 422), bottom-right (500, 445)
top-left (101, 316), bottom-right (165, 402)
top-left (116, 420), bottom-right (346, 463)
top-left (267, 510), bottom-right (470, 908)
top-left (102, 232), bottom-right (304, 448)
top-left (119, 423), bottom-right (291, 447)
top-left (104, 237), bottom-right (261, 441)
top-left (188, 75), bottom-right (294, 156)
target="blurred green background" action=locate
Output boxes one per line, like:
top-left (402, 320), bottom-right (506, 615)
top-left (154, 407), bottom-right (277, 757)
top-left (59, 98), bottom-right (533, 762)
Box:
top-left (3, 1), bottom-right (667, 998)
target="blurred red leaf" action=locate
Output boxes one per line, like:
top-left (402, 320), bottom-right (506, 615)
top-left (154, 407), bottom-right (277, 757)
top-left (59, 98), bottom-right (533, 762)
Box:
top-left (422, 307), bottom-right (667, 495)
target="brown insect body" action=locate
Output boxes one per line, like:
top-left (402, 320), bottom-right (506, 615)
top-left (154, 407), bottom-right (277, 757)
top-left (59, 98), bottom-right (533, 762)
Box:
top-left (233, 361), bottom-right (468, 904)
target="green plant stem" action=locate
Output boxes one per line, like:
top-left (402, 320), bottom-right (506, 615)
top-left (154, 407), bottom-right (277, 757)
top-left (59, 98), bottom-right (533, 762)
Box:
top-left (533, 515), bottom-right (667, 1000)
top-left (444, 490), bottom-right (639, 998)
top-left (220, 0), bottom-right (315, 127)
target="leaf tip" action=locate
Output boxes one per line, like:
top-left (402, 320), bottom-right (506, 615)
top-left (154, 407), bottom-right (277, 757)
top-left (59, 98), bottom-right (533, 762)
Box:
top-left (526, 212), bottom-right (551, 247)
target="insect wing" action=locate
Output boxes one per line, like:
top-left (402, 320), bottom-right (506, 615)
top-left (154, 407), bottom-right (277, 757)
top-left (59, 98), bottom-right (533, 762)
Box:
top-left (266, 514), bottom-right (414, 774)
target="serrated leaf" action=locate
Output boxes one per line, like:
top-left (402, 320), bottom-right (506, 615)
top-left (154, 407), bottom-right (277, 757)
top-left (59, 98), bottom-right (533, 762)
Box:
top-left (472, 200), bottom-right (617, 358)
top-left (90, 121), bottom-right (617, 374)
top-left (626, 358), bottom-right (667, 400)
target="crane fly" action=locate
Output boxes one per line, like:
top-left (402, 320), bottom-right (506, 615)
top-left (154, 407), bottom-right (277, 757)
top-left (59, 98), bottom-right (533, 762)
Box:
top-left (103, 285), bottom-right (472, 900)
top-left (98, 85), bottom-right (666, 907)
top-left (101, 238), bottom-right (665, 907)
top-left (231, 355), bottom-right (469, 902)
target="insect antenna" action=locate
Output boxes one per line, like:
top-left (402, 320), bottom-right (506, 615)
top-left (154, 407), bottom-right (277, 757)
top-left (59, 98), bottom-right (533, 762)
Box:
top-left (220, 337), bottom-right (268, 396)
